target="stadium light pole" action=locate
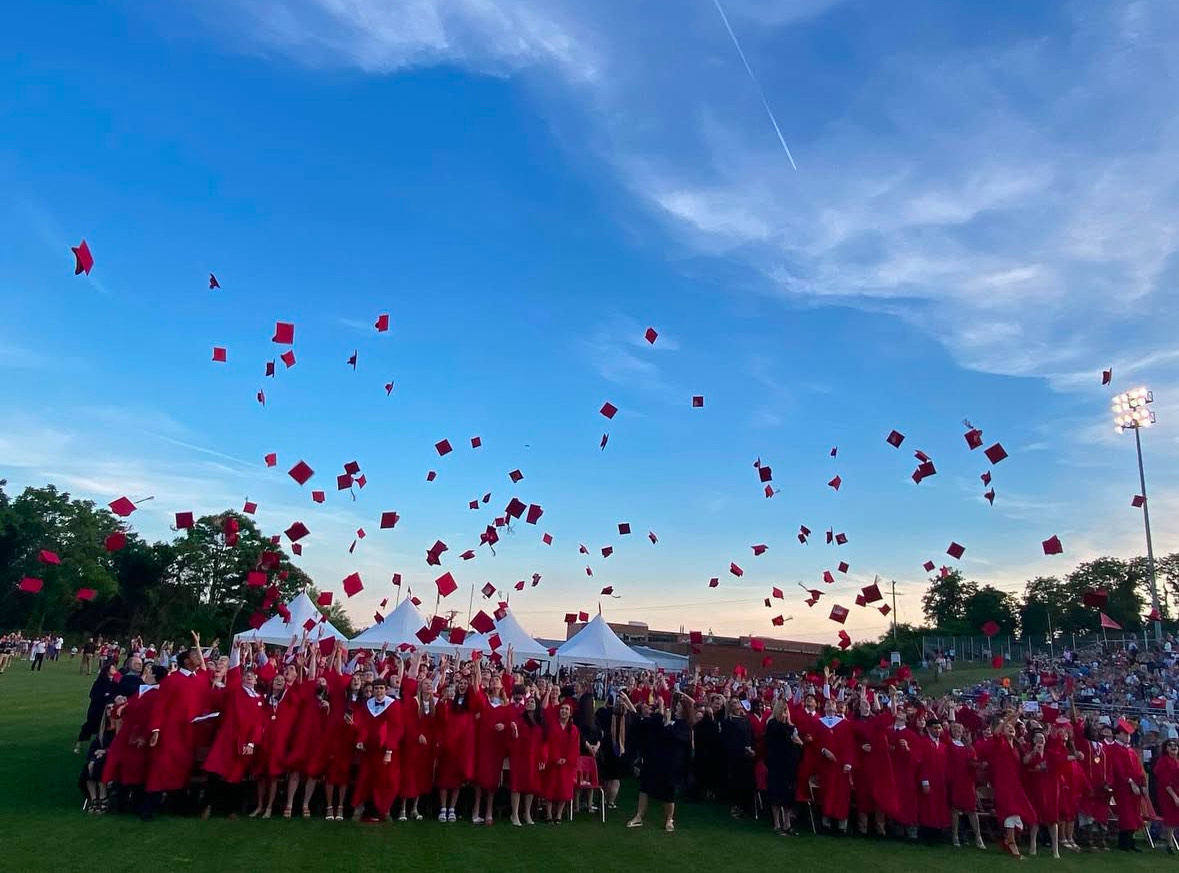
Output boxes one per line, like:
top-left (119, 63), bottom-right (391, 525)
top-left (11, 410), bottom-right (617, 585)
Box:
top-left (1111, 387), bottom-right (1162, 643)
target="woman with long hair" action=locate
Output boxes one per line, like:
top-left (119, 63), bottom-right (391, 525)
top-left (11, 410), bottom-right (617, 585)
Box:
top-left (322, 655), bottom-right (363, 821)
top-left (595, 694), bottom-right (631, 810)
top-left (508, 687), bottom-right (546, 826)
top-left (764, 698), bottom-right (803, 835)
top-left (398, 652), bottom-right (432, 822)
top-left (627, 692), bottom-right (693, 832)
top-left (251, 664), bottom-right (300, 818)
top-left (472, 666), bottom-right (511, 825)
top-left (985, 714), bottom-right (1038, 858)
top-left (202, 647), bottom-right (266, 818)
top-left (1154, 738), bottom-right (1179, 854)
top-left (544, 689), bottom-right (581, 823)
top-left (574, 691), bottom-right (602, 814)
top-left (435, 656), bottom-right (484, 822)
top-left (1052, 720), bottom-right (1086, 852)
top-left (1021, 728), bottom-right (1060, 858)
top-left (945, 720), bottom-right (985, 849)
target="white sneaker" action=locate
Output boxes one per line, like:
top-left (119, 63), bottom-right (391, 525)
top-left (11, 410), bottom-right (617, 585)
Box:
top-left (438, 811), bottom-right (448, 822)
top-left (447, 809), bottom-right (457, 823)
top-left (472, 815), bottom-right (484, 825)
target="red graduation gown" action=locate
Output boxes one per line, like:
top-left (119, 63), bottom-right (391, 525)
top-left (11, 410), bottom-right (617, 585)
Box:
top-left (945, 739), bottom-right (979, 812)
top-left (792, 706), bottom-right (822, 803)
top-left (1107, 741), bottom-right (1149, 831)
top-left (474, 697), bottom-right (511, 791)
top-left (814, 716), bottom-right (854, 821)
top-left (435, 690), bottom-right (484, 790)
top-left (146, 668), bottom-right (208, 793)
top-left (353, 696), bottom-right (404, 816)
top-left (507, 705), bottom-right (546, 795)
top-left (1154, 754), bottom-right (1179, 827)
top-left (323, 676), bottom-right (362, 787)
top-left (398, 678), bottom-right (434, 800)
top-left (1021, 747), bottom-right (1061, 824)
top-left (204, 677), bottom-right (267, 784)
top-left (915, 734), bottom-right (951, 828)
top-left (285, 682), bottom-right (332, 778)
top-left (985, 736), bottom-right (1037, 827)
top-left (103, 686), bottom-right (160, 786)
top-left (851, 714), bottom-right (898, 818)
top-left (544, 709), bottom-right (580, 803)
top-left (1074, 739), bottom-right (1111, 822)
top-left (886, 724), bottom-right (920, 826)
top-left (256, 685), bottom-right (300, 778)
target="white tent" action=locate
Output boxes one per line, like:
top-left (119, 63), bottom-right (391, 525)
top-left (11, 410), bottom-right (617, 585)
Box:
top-left (346, 597), bottom-right (430, 651)
top-left (453, 608), bottom-right (553, 665)
top-left (630, 645), bottom-right (690, 673)
top-left (234, 591), bottom-right (348, 647)
top-left (554, 613), bottom-right (655, 669)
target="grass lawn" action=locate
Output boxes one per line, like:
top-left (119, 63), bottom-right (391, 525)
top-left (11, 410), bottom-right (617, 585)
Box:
top-left (0, 659), bottom-right (1165, 872)
top-left (915, 662), bottom-right (1018, 696)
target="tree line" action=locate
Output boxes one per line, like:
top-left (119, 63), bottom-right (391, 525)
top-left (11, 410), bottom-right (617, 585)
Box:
top-left (0, 482), bottom-right (354, 641)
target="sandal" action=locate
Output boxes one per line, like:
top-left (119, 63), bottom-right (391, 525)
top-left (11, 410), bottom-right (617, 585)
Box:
top-left (626, 819), bottom-right (643, 828)
top-left (302, 808), bottom-right (311, 819)
top-left (282, 807), bottom-right (292, 820)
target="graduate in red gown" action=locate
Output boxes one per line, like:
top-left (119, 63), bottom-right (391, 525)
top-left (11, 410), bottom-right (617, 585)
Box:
top-left (1107, 719), bottom-right (1151, 851)
top-left (1154, 738), bottom-right (1179, 852)
top-left (202, 650), bottom-right (266, 817)
top-left (508, 687), bottom-right (547, 826)
top-left (472, 669), bottom-right (511, 825)
top-left (944, 720), bottom-right (986, 849)
top-left (103, 664), bottom-right (167, 807)
top-left (850, 695), bottom-right (897, 836)
top-left (435, 656), bottom-right (485, 822)
top-left (885, 696), bottom-right (920, 839)
top-left (145, 638), bottom-right (208, 818)
top-left (544, 690), bottom-right (582, 822)
top-left (284, 651), bottom-right (334, 818)
top-left (792, 692), bottom-right (822, 807)
top-left (1051, 720), bottom-right (1086, 852)
top-left (321, 652), bottom-right (363, 821)
top-left (915, 719), bottom-right (951, 838)
top-left (813, 699), bottom-right (854, 832)
top-left (351, 674), bottom-right (404, 821)
top-left (397, 653), bottom-right (433, 822)
top-left (1021, 729), bottom-right (1061, 857)
top-left (251, 665), bottom-right (300, 818)
top-left (1073, 718), bottom-right (1111, 850)
top-left (985, 716), bottom-right (1038, 858)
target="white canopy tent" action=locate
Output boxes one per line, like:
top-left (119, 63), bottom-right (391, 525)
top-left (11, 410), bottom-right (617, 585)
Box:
top-left (233, 591), bottom-right (348, 647)
top-left (554, 613), bottom-right (655, 669)
top-left (451, 608), bottom-right (554, 665)
top-left (347, 597), bottom-right (430, 651)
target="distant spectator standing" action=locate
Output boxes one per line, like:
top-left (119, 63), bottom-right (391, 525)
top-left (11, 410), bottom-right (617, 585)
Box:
top-left (81, 638), bottom-right (97, 675)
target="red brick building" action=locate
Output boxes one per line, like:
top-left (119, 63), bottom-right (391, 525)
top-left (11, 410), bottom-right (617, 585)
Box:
top-left (563, 620), bottom-right (824, 677)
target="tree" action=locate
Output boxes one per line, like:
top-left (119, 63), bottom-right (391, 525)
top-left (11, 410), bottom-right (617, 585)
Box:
top-left (1064, 557), bottom-right (1147, 632)
top-left (1020, 576), bottom-right (1068, 640)
top-left (921, 569), bottom-right (978, 633)
top-left (961, 585), bottom-right (1019, 637)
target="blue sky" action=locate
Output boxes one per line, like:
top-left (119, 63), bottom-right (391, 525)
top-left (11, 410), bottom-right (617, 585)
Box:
top-left (2, 0), bottom-right (1178, 642)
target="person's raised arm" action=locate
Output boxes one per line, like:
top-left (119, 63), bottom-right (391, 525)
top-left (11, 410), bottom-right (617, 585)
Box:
top-left (191, 631), bottom-right (207, 672)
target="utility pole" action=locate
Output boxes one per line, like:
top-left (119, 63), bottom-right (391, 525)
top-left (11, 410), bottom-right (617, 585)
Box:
top-left (891, 578), bottom-right (898, 647)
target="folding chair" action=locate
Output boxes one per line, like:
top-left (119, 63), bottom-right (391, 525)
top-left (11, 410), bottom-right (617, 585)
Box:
top-left (806, 777), bottom-right (820, 834)
top-left (753, 762), bottom-right (767, 821)
top-left (571, 756), bottom-right (606, 823)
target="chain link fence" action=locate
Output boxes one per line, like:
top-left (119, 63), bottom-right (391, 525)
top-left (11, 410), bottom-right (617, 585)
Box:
top-left (920, 631), bottom-right (1154, 665)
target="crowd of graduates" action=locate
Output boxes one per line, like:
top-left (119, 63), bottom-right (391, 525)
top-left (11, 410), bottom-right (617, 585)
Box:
top-left (68, 630), bottom-right (1179, 857)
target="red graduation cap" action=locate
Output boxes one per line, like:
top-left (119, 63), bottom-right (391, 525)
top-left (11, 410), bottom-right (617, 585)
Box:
top-left (771, 615), bottom-right (785, 626)
top-left (243, 500), bottom-right (257, 514)
top-left (689, 630), bottom-right (703, 645)
top-left (264, 452), bottom-right (277, 468)
top-left (247, 571), bottom-right (267, 587)
top-left (644, 327), bottom-right (658, 344)
top-left (38, 549), bottom-right (61, 565)
top-left (346, 350), bottom-right (358, 369)
top-left (448, 627), bottom-right (467, 645)
top-left (415, 626), bottom-right (438, 645)
top-left (601, 546), bottom-right (613, 558)
top-left (563, 612), bottom-right (577, 624)
top-left (211, 346), bottom-right (227, 363)
top-left (280, 349), bottom-right (296, 368)
top-left (691, 395), bottom-right (704, 408)
top-left (105, 532), bottom-right (126, 552)
top-left (799, 524), bottom-right (811, 539)
top-left (514, 580), bottom-right (525, 591)
top-left (828, 475), bottom-right (842, 491)
top-left (426, 470), bottom-right (436, 481)
top-left (1102, 368), bottom-right (1112, 385)
top-left (391, 573), bottom-right (402, 587)
top-left (256, 389), bottom-right (266, 406)
top-left (708, 577), bottom-right (719, 588)
top-left (758, 465), bottom-right (772, 483)
top-left (835, 532), bottom-right (848, 545)
top-left (336, 473), bottom-right (354, 491)
top-left (288, 460), bottom-right (314, 485)
top-left (764, 485), bottom-right (776, 498)
top-left (317, 591), bottom-right (333, 607)
top-left (525, 504), bottom-right (544, 525)
top-left (426, 539), bottom-right (448, 565)
top-left (18, 577), bottom-right (43, 593)
top-left (72, 239), bottom-right (94, 275)
top-left (984, 443), bottom-right (1008, 464)
top-left (481, 493), bottom-right (490, 504)
top-left (1147, 607), bottom-right (1162, 622)
top-left (317, 636), bottom-right (337, 657)
top-left (375, 313), bottom-right (390, 332)
top-left (76, 587), bottom-right (97, 602)
top-left (585, 566), bottom-right (593, 576)
top-left (311, 490), bottom-right (325, 504)
top-left (207, 272), bottom-right (220, 289)
top-left (600, 401), bottom-right (618, 419)
top-left (618, 522), bottom-right (631, 535)
top-left (729, 562), bottom-right (743, 577)
top-left (467, 610), bottom-right (493, 634)
top-left (384, 381), bottom-right (394, 395)
top-left (648, 531), bottom-right (658, 544)
top-left (539, 532), bottom-right (552, 546)
top-left (837, 561), bottom-right (849, 573)
top-left (878, 604), bottom-right (891, 616)
top-left (923, 560), bottom-right (935, 572)
top-left (983, 488), bottom-right (995, 505)
top-left (487, 633), bottom-right (503, 651)
top-left (763, 598), bottom-right (771, 608)
top-left (247, 611), bottom-right (266, 630)
top-left (470, 436), bottom-right (482, 449)
top-left (886, 429), bottom-right (905, 448)
top-left (578, 611), bottom-right (589, 622)
top-left (302, 617), bottom-right (318, 632)
top-left (505, 497), bottom-right (526, 519)
top-left (771, 586), bottom-right (784, 599)
top-left (109, 496), bottom-right (137, 518)
top-left (460, 550), bottom-right (475, 560)
top-left (1131, 494), bottom-right (1145, 507)
top-left (946, 541), bottom-right (965, 559)
top-left (1041, 535), bottom-right (1063, 555)
top-left (829, 604), bottom-right (849, 624)
top-left (854, 594), bottom-right (867, 607)
top-left (600, 433), bottom-right (609, 450)
top-left (435, 439), bottom-right (453, 456)
top-left (837, 632), bottom-right (852, 651)
top-left (379, 511), bottom-right (400, 529)
top-left (578, 544), bottom-right (589, 554)
top-left (272, 321), bottom-right (295, 344)
top-left (981, 619), bottom-right (1000, 638)
top-left (601, 586), bottom-right (614, 596)
top-left (862, 583), bottom-right (882, 603)
top-left (481, 582), bottom-right (496, 598)
top-left (912, 461), bottom-right (936, 483)
top-left (752, 544), bottom-right (768, 556)
top-left (265, 360), bottom-right (276, 377)
top-left (435, 572), bottom-right (458, 598)
top-left (342, 572), bottom-right (363, 597)
top-left (830, 446), bottom-right (838, 457)
top-left (284, 521), bottom-right (310, 542)
top-left (509, 469), bottom-right (524, 483)
top-left (750, 638), bottom-right (765, 653)
top-left (965, 428), bottom-right (984, 450)
top-left (822, 570), bottom-right (835, 585)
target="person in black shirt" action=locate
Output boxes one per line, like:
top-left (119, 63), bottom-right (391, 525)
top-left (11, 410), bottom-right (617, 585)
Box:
top-left (764, 699), bottom-right (804, 835)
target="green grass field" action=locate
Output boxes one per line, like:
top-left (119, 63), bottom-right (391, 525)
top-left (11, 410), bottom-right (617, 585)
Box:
top-left (0, 659), bottom-right (1166, 872)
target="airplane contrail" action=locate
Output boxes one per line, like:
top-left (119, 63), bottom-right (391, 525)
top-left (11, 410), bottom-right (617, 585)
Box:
top-left (712, 0), bottom-right (798, 171)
